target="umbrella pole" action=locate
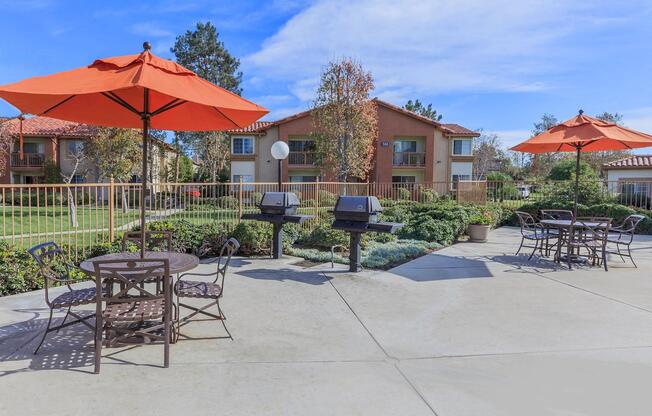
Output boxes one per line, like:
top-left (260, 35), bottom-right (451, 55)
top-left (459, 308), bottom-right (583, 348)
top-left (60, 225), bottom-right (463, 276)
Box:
top-left (574, 146), bottom-right (580, 217)
top-left (140, 88), bottom-right (150, 258)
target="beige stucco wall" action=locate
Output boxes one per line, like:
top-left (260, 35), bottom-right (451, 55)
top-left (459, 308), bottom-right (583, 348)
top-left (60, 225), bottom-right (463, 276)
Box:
top-left (433, 129), bottom-right (449, 182)
top-left (256, 126), bottom-right (279, 183)
top-left (58, 138), bottom-right (99, 182)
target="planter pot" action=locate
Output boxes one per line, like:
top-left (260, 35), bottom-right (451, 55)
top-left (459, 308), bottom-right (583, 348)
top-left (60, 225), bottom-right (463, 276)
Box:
top-left (468, 224), bottom-right (490, 242)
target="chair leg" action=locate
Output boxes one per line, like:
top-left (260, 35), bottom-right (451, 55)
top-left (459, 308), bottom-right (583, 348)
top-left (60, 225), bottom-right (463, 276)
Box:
top-left (515, 237), bottom-right (524, 256)
top-left (57, 306), bottom-right (71, 334)
top-left (216, 298), bottom-right (232, 340)
top-left (616, 244), bottom-right (626, 263)
top-left (94, 313), bottom-right (102, 374)
top-left (528, 239), bottom-right (538, 260)
top-left (628, 245), bottom-right (637, 268)
top-left (34, 308), bottom-right (54, 355)
top-left (602, 248), bottom-right (608, 272)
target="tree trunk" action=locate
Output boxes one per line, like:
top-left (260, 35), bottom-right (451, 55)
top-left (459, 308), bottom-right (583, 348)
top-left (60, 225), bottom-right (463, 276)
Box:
top-left (67, 188), bottom-right (78, 228)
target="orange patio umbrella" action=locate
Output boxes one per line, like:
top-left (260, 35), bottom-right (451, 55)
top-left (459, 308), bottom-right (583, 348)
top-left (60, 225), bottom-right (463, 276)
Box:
top-left (511, 110), bottom-right (652, 214)
top-left (0, 42), bottom-right (268, 255)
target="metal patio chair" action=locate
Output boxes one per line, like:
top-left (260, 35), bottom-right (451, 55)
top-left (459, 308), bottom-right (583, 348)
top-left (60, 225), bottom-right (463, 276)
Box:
top-left (121, 230), bottom-right (173, 252)
top-left (565, 218), bottom-right (612, 271)
top-left (606, 214), bottom-right (645, 267)
top-left (92, 258), bottom-right (171, 374)
top-left (28, 242), bottom-right (99, 354)
top-left (540, 209), bottom-right (575, 221)
top-left (515, 211), bottom-right (558, 260)
top-left (174, 238), bottom-right (240, 341)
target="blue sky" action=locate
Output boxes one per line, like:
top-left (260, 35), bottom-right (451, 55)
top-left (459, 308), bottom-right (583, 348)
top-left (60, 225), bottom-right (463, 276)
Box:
top-left (1, 0), bottom-right (652, 150)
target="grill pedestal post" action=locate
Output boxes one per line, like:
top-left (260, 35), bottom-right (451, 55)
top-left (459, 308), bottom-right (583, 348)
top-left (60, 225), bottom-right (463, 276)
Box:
top-left (349, 232), bottom-right (362, 272)
top-left (272, 222), bottom-right (283, 259)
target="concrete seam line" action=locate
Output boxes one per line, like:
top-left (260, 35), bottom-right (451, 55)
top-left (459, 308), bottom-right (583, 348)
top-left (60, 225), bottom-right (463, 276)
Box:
top-left (394, 362), bottom-right (440, 416)
top-left (529, 268), bottom-right (652, 315)
top-left (321, 271), bottom-right (391, 358)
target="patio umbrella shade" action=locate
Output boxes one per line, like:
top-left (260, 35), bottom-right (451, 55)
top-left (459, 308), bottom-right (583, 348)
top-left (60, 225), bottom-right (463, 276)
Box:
top-left (511, 110), bottom-right (652, 213)
top-left (0, 42), bottom-right (268, 255)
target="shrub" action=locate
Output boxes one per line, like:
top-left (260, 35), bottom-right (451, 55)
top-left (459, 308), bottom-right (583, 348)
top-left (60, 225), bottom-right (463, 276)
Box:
top-left (362, 240), bottom-right (441, 269)
top-left (548, 159), bottom-right (597, 181)
top-left (231, 221), bottom-right (272, 255)
top-left (418, 187), bottom-right (438, 204)
top-left (250, 192), bottom-right (263, 206)
top-left (0, 241), bottom-right (42, 296)
top-left (318, 190), bottom-right (337, 206)
top-left (397, 187), bottom-right (412, 200)
top-left (217, 195), bottom-right (239, 209)
top-left (146, 219), bottom-right (205, 253)
top-left (304, 223), bottom-right (349, 249)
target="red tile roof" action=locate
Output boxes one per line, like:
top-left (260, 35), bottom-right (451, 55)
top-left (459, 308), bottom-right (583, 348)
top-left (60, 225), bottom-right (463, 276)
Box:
top-left (603, 155), bottom-right (652, 169)
top-left (226, 121), bottom-right (274, 134)
top-left (1, 116), bottom-right (96, 137)
top-left (441, 123), bottom-right (479, 137)
top-left (224, 100), bottom-right (478, 138)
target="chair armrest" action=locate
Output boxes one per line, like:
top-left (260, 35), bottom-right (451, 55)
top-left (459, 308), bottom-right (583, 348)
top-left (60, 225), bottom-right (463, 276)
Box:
top-left (177, 271), bottom-right (218, 280)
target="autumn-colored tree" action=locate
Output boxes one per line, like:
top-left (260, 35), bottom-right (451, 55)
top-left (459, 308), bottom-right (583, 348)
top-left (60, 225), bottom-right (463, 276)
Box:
top-left (311, 58), bottom-right (378, 182)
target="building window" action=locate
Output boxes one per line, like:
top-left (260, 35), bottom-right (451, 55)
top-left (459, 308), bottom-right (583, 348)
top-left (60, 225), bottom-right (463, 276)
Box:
top-left (452, 138), bottom-right (473, 155)
top-left (393, 140), bottom-right (417, 153)
top-left (451, 161), bottom-right (473, 183)
top-left (289, 175), bottom-right (318, 183)
top-left (232, 174), bottom-right (254, 183)
top-left (67, 140), bottom-right (84, 158)
top-left (621, 182), bottom-right (650, 195)
top-left (69, 174), bottom-right (85, 184)
top-left (392, 175), bottom-right (416, 183)
top-left (232, 137), bottom-right (254, 155)
top-left (288, 139), bottom-right (315, 152)
top-left (22, 142), bottom-right (42, 154)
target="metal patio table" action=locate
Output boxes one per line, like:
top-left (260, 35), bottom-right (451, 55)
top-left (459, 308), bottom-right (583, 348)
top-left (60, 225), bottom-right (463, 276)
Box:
top-left (80, 251), bottom-right (200, 344)
top-left (540, 219), bottom-right (607, 264)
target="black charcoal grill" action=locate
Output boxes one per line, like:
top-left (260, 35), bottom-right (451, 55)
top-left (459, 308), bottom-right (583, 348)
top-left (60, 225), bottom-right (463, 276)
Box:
top-left (331, 196), bottom-right (403, 272)
top-left (241, 192), bottom-right (314, 259)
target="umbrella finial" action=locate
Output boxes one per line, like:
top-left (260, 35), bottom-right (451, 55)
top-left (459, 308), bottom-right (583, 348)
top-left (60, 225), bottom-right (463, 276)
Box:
top-left (578, 109), bottom-right (584, 115)
top-left (143, 41), bottom-right (152, 51)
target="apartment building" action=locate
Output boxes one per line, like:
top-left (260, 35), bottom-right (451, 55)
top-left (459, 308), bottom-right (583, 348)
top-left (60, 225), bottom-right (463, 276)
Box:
top-left (0, 116), bottom-right (178, 184)
top-left (226, 99), bottom-right (479, 184)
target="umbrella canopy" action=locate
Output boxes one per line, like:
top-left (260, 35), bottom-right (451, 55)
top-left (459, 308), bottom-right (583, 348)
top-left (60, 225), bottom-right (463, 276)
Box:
top-left (0, 42), bottom-right (268, 255)
top-left (511, 110), bottom-right (652, 214)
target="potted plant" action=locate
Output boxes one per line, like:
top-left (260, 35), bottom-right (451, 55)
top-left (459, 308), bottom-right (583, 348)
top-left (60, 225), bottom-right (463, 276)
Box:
top-left (467, 212), bottom-right (493, 242)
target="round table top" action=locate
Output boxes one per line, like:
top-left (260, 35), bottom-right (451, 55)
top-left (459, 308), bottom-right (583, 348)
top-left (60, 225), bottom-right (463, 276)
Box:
top-left (80, 251), bottom-right (199, 277)
top-left (540, 219), bottom-right (604, 228)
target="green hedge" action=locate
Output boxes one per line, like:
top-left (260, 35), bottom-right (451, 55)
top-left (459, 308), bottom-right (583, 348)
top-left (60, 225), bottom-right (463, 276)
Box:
top-left (503, 200), bottom-right (652, 234)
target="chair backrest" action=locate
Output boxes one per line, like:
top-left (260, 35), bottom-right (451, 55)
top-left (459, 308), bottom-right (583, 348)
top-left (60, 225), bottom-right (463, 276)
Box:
top-left (515, 211), bottom-right (538, 235)
top-left (28, 242), bottom-right (78, 306)
top-left (621, 214), bottom-right (646, 233)
top-left (122, 231), bottom-right (173, 252)
top-left (574, 218), bottom-right (612, 246)
top-left (92, 258), bottom-right (170, 307)
top-left (214, 238), bottom-right (240, 291)
top-left (541, 209), bottom-right (574, 221)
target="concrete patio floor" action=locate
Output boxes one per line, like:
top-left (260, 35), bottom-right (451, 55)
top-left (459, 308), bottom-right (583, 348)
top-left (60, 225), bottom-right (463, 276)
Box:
top-left (2, 226), bottom-right (652, 415)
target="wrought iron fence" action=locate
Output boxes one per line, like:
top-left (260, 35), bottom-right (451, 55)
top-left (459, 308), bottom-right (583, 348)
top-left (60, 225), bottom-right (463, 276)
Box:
top-left (0, 178), bottom-right (649, 260)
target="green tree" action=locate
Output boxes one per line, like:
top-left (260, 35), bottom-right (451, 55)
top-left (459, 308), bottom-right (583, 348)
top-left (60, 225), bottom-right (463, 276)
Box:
top-left (84, 128), bottom-right (142, 182)
top-left (403, 99), bottom-right (442, 121)
top-left (547, 158), bottom-right (597, 181)
top-left (178, 155), bottom-right (195, 182)
top-left (528, 113), bottom-right (563, 178)
top-left (171, 21), bottom-right (242, 94)
top-left (311, 58), bottom-right (378, 182)
top-left (171, 22), bottom-right (242, 181)
top-left (43, 159), bottom-right (63, 183)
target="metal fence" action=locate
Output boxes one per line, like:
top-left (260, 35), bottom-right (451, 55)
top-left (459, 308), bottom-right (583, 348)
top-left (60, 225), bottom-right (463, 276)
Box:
top-left (0, 179), bottom-right (649, 259)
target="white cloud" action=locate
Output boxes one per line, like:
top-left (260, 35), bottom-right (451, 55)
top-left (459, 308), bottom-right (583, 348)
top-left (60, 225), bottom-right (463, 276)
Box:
top-left (130, 22), bottom-right (173, 38)
top-left (244, 0), bottom-right (632, 107)
top-left (623, 107), bottom-right (652, 135)
top-left (486, 129), bottom-right (532, 150)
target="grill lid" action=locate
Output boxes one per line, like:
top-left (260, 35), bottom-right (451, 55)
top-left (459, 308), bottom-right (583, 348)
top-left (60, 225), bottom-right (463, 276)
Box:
top-left (260, 192), bottom-right (300, 208)
top-left (334, 196), bottom-right (382, 213)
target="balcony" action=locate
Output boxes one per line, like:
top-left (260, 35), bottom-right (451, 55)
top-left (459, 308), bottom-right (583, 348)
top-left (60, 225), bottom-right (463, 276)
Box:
top-left (288, 151), bottom-right (316, 166)
top-left (393, 152), bottom-right (426, 167)
top-left (10, 153), bottom-right (45, 168)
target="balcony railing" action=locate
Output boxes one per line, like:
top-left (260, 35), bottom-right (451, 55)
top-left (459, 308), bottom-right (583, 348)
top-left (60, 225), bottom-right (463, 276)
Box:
top-left (11, 153), bottom-right (45, 168)
top-left (288, 151), bottom-right (316, 165)
top-left (393, 152), bottom-right (426, 167)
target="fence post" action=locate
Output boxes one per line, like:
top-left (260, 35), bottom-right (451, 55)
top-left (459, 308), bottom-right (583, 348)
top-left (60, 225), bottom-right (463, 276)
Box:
top-left (315, 178), bottom-right (320, 222)
top-left (108, 176), bottom-right (115, 242)
top-left (238, 177), bottom-right (243, 222)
